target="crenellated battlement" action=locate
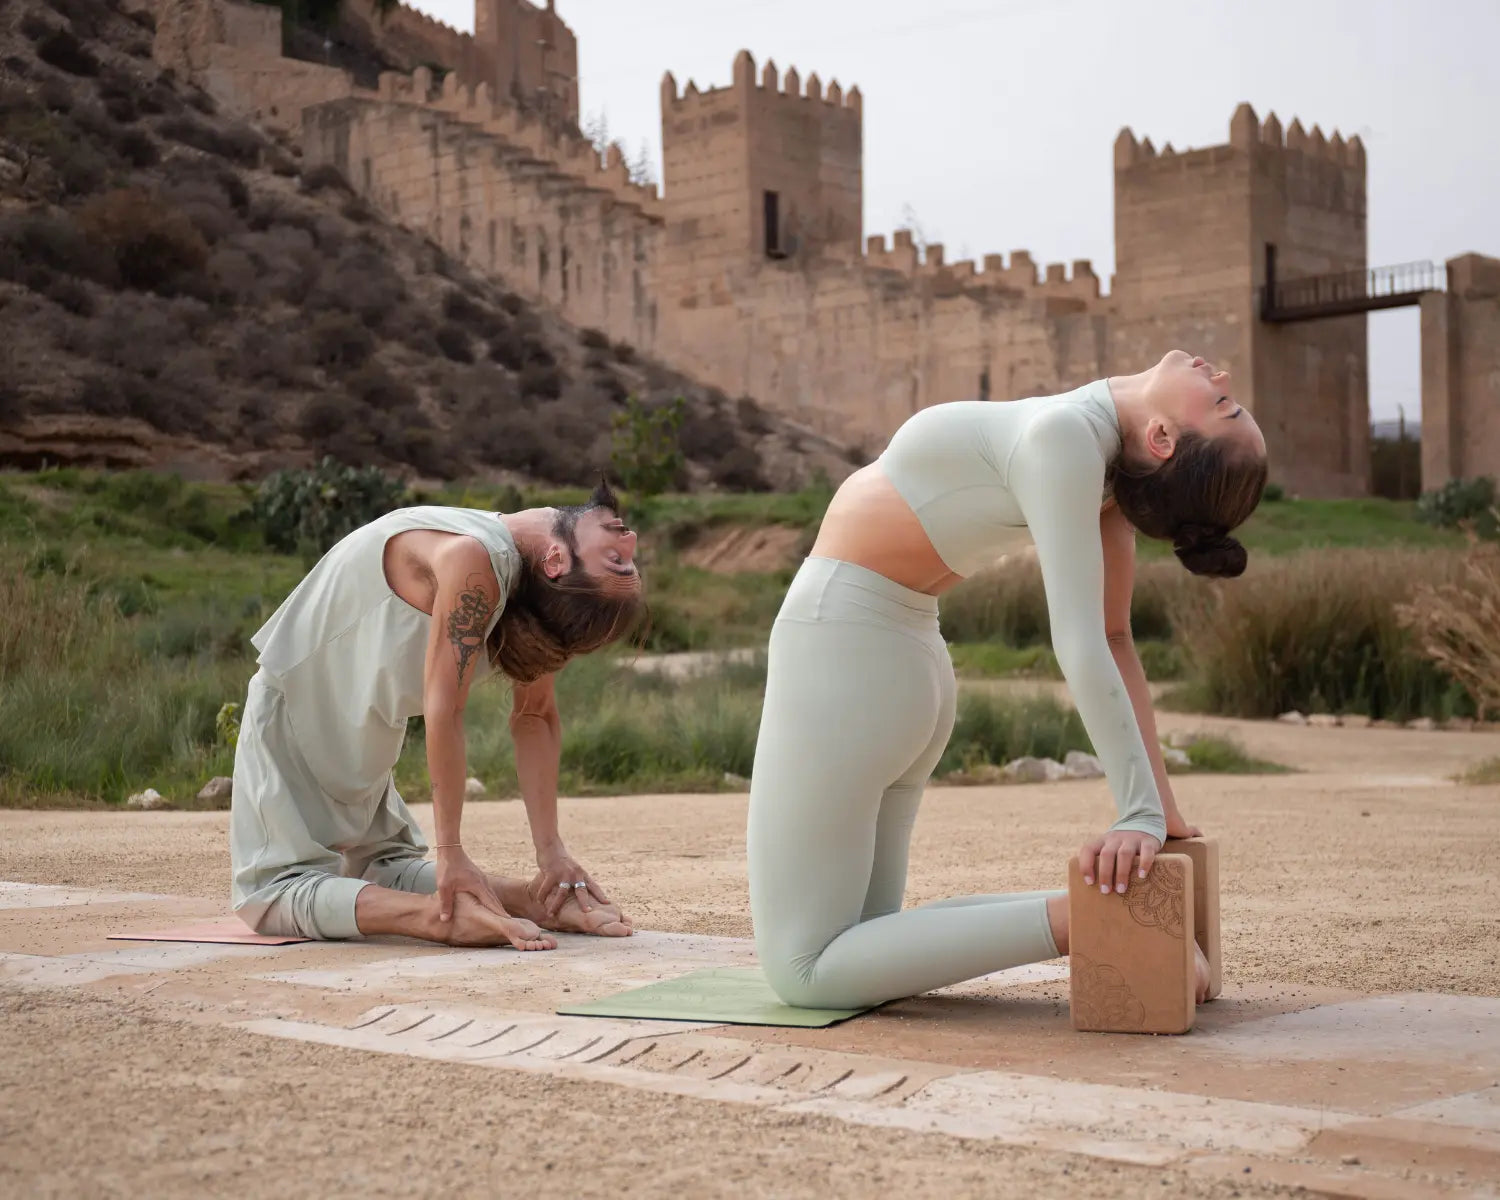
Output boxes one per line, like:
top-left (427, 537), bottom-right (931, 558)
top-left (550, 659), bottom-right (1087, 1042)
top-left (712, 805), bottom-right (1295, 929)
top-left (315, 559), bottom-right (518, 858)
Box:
top-left (378, 0), bottom-right (474, 54)
top-left (660, 49), bottom-right (862, 114)
top-left (1115, 102), bottom-right (1364, 172)
top-left (856, 234), bottom-right (1101, 303)
top-left (367, 66), bottom-right (661, 215)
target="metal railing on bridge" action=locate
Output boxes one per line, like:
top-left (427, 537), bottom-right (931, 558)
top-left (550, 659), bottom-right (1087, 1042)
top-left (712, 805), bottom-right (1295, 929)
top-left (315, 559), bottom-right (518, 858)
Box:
top-left (1259, 259), bottom-right (1447, 322)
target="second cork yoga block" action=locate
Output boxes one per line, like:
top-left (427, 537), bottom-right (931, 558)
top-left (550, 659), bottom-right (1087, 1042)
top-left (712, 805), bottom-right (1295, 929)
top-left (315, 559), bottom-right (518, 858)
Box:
top-left (1164, 835), bottom-right (1221, 1001)
top-left (1069, 852), bottom-right (1196, 1035)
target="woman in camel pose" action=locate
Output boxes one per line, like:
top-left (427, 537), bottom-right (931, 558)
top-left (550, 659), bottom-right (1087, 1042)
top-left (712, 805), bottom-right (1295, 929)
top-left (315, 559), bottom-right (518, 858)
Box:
top-left (747, 351), bottom-right (1267, 1008)
top-left (231, 481), bottom-right (645, 949)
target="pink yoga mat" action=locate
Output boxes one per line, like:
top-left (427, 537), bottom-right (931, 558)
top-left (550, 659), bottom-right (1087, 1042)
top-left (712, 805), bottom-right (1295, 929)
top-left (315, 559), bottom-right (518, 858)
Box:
top-left (108, 920), bottom-right (310, 946)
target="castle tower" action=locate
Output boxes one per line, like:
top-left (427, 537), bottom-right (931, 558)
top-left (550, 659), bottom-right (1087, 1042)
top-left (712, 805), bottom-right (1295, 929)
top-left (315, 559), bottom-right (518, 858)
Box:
top-left (473, 0), bottom-right (578, 122)
top-left (1111, 104), bottom-right (1369, 496)
top-left (658, 50), bottom-right (862, 296)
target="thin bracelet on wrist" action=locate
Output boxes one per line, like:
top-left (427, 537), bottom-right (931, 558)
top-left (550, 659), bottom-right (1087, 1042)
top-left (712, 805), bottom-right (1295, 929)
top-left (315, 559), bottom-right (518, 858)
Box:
top-left (433, 842), bottom-right (461, 849)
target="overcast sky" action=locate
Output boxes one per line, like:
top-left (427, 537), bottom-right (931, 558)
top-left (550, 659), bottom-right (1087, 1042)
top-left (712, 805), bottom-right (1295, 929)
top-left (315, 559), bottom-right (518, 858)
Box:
top-left (412, 0), bottom-right (1498, 424)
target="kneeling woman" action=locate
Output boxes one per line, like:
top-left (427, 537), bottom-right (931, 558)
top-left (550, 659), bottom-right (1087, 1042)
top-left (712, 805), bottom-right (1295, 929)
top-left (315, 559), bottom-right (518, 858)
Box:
top-left (748, 352), bottom-right (1267, 1009)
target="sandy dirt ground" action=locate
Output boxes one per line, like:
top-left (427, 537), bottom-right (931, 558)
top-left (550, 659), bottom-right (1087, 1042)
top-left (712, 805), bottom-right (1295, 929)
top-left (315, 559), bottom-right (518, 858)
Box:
top-left (3, 712), bottom-right (1499, 1199)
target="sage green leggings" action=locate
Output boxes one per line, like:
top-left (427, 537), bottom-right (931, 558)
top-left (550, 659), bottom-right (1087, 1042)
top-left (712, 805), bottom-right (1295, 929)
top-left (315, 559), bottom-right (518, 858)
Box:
top-left (748, 557), bottom-right (1062, 1010)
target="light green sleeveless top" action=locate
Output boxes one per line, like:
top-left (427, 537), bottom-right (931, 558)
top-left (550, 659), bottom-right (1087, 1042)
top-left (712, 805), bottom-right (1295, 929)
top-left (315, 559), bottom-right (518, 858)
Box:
top-left (250, 506), bottom-right (519, 803)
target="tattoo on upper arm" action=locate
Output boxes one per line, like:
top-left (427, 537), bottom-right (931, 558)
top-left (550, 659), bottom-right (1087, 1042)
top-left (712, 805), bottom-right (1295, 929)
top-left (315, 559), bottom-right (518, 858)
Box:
top-left (446, 573), bottom-right (493, 684)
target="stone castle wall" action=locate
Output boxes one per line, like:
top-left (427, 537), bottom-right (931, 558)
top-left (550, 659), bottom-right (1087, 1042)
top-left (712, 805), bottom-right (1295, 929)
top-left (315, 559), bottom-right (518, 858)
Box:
top-left (1423, 254), bottom-right (1500, 488)
top-left (301, 68), bottom-right (661, 348)
top-left (153, 0), bottom-right (354, 132)
top-left (155, 8), bottom-right (1496, 495)
top-left (154, 0), bottom-right (575, 138)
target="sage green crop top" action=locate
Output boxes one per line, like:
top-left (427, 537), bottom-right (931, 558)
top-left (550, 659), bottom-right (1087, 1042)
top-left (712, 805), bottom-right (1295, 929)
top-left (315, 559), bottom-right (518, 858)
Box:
top-left (876, 380), bottom-right (1166, 842)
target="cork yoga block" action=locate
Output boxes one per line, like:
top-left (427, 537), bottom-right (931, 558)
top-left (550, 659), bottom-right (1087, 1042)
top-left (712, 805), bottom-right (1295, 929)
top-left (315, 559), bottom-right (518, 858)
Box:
top-left (1164, 835), bottom-right (1221, 1001)
top-left (1068, 853), bottom-right (1196, 1035)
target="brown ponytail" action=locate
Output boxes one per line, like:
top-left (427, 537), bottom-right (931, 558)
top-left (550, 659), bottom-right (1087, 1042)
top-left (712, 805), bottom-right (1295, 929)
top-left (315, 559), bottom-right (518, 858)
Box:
top-left (1108, 431), bottom-right (1268, 578)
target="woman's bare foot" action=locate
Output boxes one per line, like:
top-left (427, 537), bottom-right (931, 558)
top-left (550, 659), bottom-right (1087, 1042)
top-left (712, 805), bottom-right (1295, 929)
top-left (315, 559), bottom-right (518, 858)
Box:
top-left (1193, 940), bottom-right (1211, 1004)
top-left (438, 893), bottom-right (557, 950)
top-left (538, 894), bottom-right (633, 938)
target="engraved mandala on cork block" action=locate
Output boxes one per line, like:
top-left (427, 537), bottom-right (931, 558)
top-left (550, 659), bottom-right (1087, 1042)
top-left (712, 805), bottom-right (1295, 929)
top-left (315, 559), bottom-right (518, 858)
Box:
top-left (1068, 853), bottom-right (1196, 1035)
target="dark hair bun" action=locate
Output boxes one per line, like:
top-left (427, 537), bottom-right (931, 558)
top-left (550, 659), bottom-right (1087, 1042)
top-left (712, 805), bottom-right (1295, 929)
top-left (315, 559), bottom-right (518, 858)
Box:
top-left (1172, 523), bottom-right (1247, 578)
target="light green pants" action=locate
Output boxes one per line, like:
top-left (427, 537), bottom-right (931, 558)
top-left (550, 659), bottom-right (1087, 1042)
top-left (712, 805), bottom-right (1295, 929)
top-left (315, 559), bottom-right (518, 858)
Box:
top-left (229, 671), bottom-right (436, 939)
top-left (748, 557), bottom-right (1061, 1009)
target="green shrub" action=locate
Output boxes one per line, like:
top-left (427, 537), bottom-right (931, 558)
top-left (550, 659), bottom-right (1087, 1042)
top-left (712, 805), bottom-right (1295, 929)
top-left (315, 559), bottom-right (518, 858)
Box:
top-left (936, 691), bottom-right (1091, 775)
top-left (1181, 734), bottom-right (1289, 775)
top-left (1416, 477), bottom-right (1498, 538)
top-left (1136, 639), bottom-right (1184, 681)
top-left (248, 457), bottom-right (409, 560)
top-left (947, 641), bottom-right (1058, 679)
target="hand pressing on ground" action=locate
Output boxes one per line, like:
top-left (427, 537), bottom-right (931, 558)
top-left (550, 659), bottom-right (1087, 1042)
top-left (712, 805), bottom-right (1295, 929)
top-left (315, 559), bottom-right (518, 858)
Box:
top-left (1077, 829), bottom-right (1163, 895)
top-left (529, 843), bottom-right (633, 937)
top-left (533, 842), bottom-right (608, 918)
top-left (436, 846), bottom-right (553, 950)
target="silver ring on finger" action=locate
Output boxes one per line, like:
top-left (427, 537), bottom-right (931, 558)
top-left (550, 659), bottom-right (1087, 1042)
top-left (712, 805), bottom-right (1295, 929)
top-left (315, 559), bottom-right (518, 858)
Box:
top-left (557, 882), bottom-right (571, 890)
top-left (572, 881), bottom-right (587, 889)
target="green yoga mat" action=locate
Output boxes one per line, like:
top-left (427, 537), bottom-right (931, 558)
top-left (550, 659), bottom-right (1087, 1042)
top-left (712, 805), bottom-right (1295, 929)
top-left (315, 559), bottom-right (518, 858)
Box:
top-left (556, 967), bottom-right (872, 1027)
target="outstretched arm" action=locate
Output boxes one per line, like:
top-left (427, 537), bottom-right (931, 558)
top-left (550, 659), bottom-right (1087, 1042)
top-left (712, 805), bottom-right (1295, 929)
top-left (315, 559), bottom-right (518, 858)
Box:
top-left (1100, 502), bottom-right (1199, 839)
top-left (1006, 408), bottom-right (1167, 888)
top-left (423, 536), bottom-right (507, 923)
top-left (511, 673), bottom-right (611, 917)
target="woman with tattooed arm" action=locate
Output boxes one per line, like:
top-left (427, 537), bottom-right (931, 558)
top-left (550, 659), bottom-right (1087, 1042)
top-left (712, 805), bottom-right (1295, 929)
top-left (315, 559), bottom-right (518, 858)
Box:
top-left (229, 481), bottom-right (645, 949)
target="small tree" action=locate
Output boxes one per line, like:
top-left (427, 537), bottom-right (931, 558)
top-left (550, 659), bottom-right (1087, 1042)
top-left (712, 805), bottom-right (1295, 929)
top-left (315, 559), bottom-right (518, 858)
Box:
top-left (610, 395), bottom-right (685, 498)
top-left (582, 110), bottom-right (610, 157)
top-left (627, 140), bottom-right (657, 187)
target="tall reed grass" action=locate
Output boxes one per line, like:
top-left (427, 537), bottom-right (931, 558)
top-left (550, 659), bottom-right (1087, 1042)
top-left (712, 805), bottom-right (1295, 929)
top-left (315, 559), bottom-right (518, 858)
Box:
top-left (1170, 548), bottom-right (1470, 720)
top-left (934, 545), bottom-right (1471, 721)
top-left (938, 557), bottom-right (1180, 645)
top-left (1398, 534), bottom-right (1500, 719)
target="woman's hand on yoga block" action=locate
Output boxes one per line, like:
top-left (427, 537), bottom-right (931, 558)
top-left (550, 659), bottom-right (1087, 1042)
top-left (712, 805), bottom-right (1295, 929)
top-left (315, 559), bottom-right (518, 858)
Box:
top-left (1077, 829), bottom-right (1164, 895)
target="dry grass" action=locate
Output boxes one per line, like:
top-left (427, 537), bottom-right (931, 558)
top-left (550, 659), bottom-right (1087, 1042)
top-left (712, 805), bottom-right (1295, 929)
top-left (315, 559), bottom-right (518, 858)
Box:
top-left (1397, 528), bottom-right (1500, 719)
top-left (1171, 548), bottom-right (1469, 720)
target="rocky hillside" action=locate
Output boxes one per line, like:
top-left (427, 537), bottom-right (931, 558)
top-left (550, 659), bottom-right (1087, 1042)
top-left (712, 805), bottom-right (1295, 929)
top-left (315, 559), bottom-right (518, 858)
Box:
top-left (0, 0), bottom-right (858, 489)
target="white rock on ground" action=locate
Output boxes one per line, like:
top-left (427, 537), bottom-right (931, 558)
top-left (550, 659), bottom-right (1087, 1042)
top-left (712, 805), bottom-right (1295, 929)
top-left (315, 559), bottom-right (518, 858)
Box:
top-left (1165, 730), bottom-right (1199, 749)
top-left (1062, 751), bottom-right (1104, 779)
top-left (1307, 713), bottom-right (1341, 728)
top-left (1342, 714), bottom-right (1373, 729)
top-left (196, 776), bottom-right (232, 804)
top-left (1162, 747), bottom-right (1192, 769)
top-left (1001, 756), bottom-right (1067, 783)
top-left (125, 788), bottom-right (168, 810)
top-left (464, 777), bottom-right (486, 799)
top-left (1406, 717), bottom-right (1437, 732)
top-left (1277, 711), bottom-right (1307, 725)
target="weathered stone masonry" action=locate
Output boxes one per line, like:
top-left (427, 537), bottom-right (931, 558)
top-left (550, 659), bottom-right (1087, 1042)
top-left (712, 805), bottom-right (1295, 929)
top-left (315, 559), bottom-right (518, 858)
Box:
top-left (158, 1), bottom-right (1500, 494)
